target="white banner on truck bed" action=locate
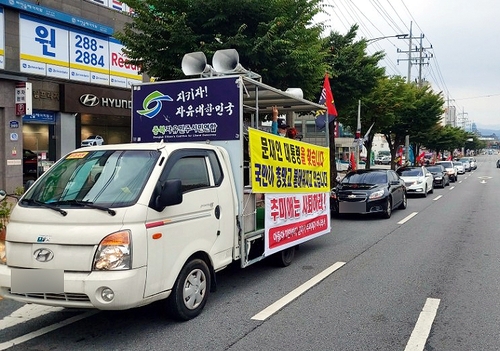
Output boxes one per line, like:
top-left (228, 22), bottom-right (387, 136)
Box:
top-left (264, 193), bottom-right (330, 256)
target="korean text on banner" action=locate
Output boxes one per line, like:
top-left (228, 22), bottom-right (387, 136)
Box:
top-left (249, 128), bottom-right (329, 193)
top-left (264, 193), bottom-right (331, 256)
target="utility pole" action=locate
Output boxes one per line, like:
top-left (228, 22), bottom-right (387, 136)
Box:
top-left (407, 21), bottom-right (412, 83)
top-left (396, 22), bottom-right (433, 164)
top-left (457, 107), bottom-right (469, 130)
top-left (397, 23), bottom-right (433, 86)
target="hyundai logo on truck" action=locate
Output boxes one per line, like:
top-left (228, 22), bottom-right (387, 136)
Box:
top-left (33, 248), bottom-right (54, 262)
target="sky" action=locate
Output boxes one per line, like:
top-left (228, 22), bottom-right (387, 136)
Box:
top-left (315, 0), bottom-right (500, 131)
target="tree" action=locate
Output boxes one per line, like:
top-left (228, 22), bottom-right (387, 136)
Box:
top-left (360, 76), bottom-right (408, 168)
top-left (425, 125), bottom-right (468, 159)
top-left (323, 26), bottom-right (386, 114)
top-left (406, 85), bottom-right (445, 161)
top-left (376, 81), bottom-right (444, 169)
top-left (116, 0), bottom-right (329, 99)
top-left (464, 134), bottom-right (485, 155)
top-left (321, 25), bottom-right (385, 181)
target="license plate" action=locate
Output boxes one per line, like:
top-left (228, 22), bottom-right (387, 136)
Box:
top-left (339, 201), bottom-right (366, 213)
top-left (11, 268), bottom-right (64, 293)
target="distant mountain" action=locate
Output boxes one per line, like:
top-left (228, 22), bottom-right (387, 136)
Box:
top-left (477, 128), bottom-right (500, 137)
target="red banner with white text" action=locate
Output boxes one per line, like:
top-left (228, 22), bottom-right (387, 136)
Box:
top-left (264, 193), bottom-right (331, 256)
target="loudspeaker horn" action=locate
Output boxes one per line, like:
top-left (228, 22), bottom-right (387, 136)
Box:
top-left (213, 49), bottom-right (261, 79)
top-left (182, 51), bottom-right (213, 76)
top-left (213, 49), bottom-right (241, 72)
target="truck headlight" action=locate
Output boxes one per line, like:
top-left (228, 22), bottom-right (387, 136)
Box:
top-left (0, 229), bottom-right (6, 265)
top-left (93, 230), bottom-right (131, 270)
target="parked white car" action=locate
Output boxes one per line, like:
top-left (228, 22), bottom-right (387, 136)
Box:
top-left (453, 161), bottom-right (465, 175)
top-left (436, 161), bottom-right (458, 182)
top-left (81, 135), bottom-right (104, 147)
top-left (396, 166), bottom-right (434, 197)
top-left (456, 158), bottom-right (471, 172)
top-left (467, 157), bottom-right (477, 170)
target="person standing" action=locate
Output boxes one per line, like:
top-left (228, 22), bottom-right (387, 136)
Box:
top-left (271, 106), bottom-right (289, 137)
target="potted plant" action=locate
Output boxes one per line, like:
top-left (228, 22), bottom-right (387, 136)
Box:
top-left (0, 195), bottom-right (13, 233)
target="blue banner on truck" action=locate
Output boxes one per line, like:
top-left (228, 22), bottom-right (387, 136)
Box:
top-left (132, 76), bottom-right (241, 142)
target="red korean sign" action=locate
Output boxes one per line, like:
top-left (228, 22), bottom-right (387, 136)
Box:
top-left (264, 193), bottom-right (330, 256)
top-left (15, 82), bottom-right (32, 116)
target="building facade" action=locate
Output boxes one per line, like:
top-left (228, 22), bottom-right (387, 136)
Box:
top-left (0, 0), bottom-right (141, 193)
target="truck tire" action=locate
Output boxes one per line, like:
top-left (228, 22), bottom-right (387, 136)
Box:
top-left (167, 258), bottom-right (210, 321)
top-left (272, 246), bottom-right (296, 267)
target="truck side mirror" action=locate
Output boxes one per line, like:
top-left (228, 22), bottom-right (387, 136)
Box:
top-left (156, 179), bottom-right (183, 209)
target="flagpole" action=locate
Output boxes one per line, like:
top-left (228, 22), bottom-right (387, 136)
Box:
top-left (356, 100), bottom-right (361, 169)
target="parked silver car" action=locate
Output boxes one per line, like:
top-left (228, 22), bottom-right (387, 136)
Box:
top-left (457, 158), bottom-right (471, 172)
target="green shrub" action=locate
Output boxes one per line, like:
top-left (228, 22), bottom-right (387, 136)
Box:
top-left (0, 198), bottom-right (13, 231)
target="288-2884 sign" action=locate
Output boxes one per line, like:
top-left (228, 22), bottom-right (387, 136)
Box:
top-left (19, 14), bottom-right (142, 88)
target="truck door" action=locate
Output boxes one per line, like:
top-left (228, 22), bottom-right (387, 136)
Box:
top-left (144, 149), bottom-right (235, 297)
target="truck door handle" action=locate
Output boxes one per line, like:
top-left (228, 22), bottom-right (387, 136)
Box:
top-left (214, 205), bottom-right (220, 219)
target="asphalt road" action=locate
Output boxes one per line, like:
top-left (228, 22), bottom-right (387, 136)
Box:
top-left (1, 154), bottom-right (499, 351)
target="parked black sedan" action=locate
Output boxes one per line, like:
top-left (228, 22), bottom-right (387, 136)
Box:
top-left (330, 169), bottom-right (407, 219)
top-left (425, 164), bottom-right (450, 188)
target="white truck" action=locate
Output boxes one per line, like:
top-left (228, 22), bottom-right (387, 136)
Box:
top-left (0, 75), bottom-right (331, 320)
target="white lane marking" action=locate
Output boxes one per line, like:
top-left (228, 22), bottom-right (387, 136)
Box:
top-left (432, 195), bottom-right (442, 201)
top-left (448, 186), bottom-right (455, 190)
top-left (0, 305), bottom-right (64, 329)
top-left (251, 261), bottom-right (346, 321)
top-left (0, 310), bottom-right (98, 351)
top-left (404, 298), bottom-right (441, 351)
top-left (397, 212), bottom-right (418, 225)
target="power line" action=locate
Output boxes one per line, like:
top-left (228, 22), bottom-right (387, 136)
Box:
top-left (455, 93), bottom-right (500, 101)
top-left (319, 0), bottom-right (460, 118)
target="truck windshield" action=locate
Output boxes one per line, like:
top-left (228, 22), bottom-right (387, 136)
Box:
top-left (22, 149), bottom-right (160, 208)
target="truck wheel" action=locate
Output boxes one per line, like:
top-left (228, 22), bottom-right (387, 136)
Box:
top-left (167, 258), bottom-right (210, 321)
top-left (273, 247), bottom-right (296, 267)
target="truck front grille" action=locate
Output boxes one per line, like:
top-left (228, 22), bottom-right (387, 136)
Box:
top-left (8, 290), bottom-right (90, 302)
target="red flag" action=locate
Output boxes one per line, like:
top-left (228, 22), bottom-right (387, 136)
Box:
top-left (323, 74), bottom-right (337, 117)
top-left (315, 74), bottom-right (338, 129)
top-left (416, 151), bottom-right (426, 164)
top-left (395, 146), bottom-right (404, 165)
top-left (349, 151), bottom-right (357, 171)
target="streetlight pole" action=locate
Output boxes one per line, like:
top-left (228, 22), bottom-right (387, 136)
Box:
top-left (366, 34), bottom-right (408, 44)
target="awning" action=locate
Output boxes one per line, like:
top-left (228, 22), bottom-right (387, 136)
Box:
top-left (241, 76), bottom-right (326, 114)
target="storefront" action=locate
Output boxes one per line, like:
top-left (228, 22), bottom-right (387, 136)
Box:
top-left (19, 80), bottom-right (131, 182)
top-left (22, 80), bottom-right (59, 173)
top-left (61, 82), bottom-right (131, 151)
